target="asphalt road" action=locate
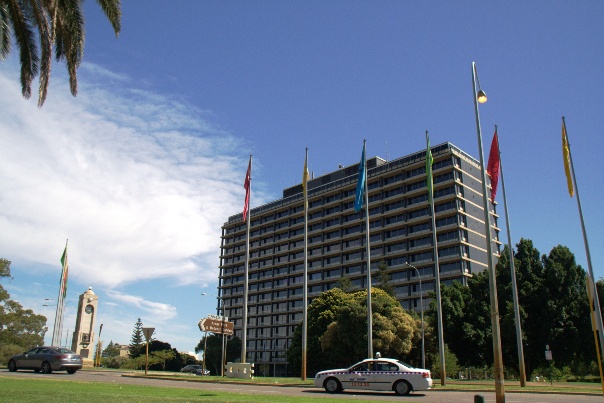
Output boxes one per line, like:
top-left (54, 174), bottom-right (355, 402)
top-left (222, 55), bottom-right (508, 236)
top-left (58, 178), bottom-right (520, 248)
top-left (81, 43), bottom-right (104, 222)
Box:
top-left (1, 369), bottom-right (603, 403)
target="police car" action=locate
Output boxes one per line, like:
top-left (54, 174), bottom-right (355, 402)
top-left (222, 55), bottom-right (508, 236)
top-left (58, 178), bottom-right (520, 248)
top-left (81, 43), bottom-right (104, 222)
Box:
top-left (314, 355), bottom-right (432, 396)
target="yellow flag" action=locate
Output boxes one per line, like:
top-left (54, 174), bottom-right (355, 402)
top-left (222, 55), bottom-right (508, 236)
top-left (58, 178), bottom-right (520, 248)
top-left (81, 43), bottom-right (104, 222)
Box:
top-left (562, 121), bottom-right (574, 197)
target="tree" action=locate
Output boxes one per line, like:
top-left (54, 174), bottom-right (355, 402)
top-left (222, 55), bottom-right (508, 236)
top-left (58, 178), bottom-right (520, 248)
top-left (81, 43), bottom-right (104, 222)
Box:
top-left (103, 340), bottom-right (120, 358)
top-left (375, 260), bottom-right (395, 297)
top-left (195, 334), bottom-right (241, 375)
top-left (432, 239), bottom-right (594, 379)
top-left (0, 258), bottom-right (47, 364)
top-left (287, 287), bottom-right (352, 376)
top-left (287, 287), bottom-right (418, 377)
top-left (150, 349), bottom-right (176, 371)
top-left (0, 0), bottom-right (121, 106)
top-left (128, 317), bottom-right (145, 358)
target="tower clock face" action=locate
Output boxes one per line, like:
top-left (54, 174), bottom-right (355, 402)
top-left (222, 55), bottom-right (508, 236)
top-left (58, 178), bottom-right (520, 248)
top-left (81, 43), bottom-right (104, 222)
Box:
top-left (85, 305), bottom-right (93, 314)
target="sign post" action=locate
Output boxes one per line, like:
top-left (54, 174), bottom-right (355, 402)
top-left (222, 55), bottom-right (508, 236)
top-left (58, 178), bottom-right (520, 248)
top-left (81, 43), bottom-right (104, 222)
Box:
top-left (142, 327), bottom-right (155, 376)
top-left (545, 345), bottom-right (553, 386)
top-left (198, 316), bottom-right (234, 377)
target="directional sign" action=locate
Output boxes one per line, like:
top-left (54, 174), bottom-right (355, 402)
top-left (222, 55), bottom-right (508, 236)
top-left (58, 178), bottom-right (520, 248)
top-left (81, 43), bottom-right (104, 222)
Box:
top-left (198, 317), bottom-right (234, 335)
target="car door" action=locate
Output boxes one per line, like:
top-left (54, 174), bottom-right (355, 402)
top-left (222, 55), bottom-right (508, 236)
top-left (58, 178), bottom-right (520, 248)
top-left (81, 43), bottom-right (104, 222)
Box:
top-left (17, 348), bottom-right (40, 369)
top-left (346, 361), bottom-right (374, 391)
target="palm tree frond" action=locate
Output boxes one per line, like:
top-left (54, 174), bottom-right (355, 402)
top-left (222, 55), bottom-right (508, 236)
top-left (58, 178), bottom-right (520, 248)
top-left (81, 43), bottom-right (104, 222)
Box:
top-left (95, 0), bottom-right (121, 37)
top-left (5, 0), bottom-right (39, 99)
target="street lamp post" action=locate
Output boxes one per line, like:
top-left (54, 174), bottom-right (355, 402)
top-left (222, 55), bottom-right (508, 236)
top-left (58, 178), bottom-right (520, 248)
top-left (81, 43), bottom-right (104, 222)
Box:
top-left (405, 262), bottom-right (425, 369)
top-left (472, 61), bottom-right (505, 402)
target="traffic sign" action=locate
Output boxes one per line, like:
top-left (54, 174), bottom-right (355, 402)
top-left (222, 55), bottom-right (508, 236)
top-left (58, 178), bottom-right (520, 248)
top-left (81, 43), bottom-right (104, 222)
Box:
top-left (198, 317), bottom-right (234, 335)
top-left (142, 327), bottom-right (155, 342)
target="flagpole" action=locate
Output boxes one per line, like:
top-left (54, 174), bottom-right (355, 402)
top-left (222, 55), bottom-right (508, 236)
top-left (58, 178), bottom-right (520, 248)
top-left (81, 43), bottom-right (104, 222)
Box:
top-left (52, 239), bottom-right (68, 346)
top-left (495, 126), bottom-right (527, 386)
top-left (472, 61), bottom-right (505, 403)
top-left (242, 155), bottom-right (252, 364)
top-left (562, 117), bottom-right (604, 393)
top-left (426, 131), bottom-right (446, 385)
top-left (586, 276), bottom-right (604, 395)
top-left (361, 140), bottom-right (373, 359)
top-left (302, 148), bottom-right (309, 380)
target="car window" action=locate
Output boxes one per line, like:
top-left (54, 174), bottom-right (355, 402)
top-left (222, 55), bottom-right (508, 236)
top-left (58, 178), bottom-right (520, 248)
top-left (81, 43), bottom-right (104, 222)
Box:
top-left (53, 347), bottom-right (75, 354)
top-left (376, 361), bottom-right (399, 372)
top-left (39, 348), bottom-right (49, 354)
top-left (27, 348), bottom-right (39, 354)
top-left (351, 363), bottom-right (369, 372)
top-left (397, 360), bottom-right (415, 369)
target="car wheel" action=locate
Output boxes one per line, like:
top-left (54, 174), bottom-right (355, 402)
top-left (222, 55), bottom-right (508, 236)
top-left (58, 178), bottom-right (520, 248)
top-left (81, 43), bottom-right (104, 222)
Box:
top-left (67, 370), bottom-right (77, 374)
top-left (41, 361), bottom-right (53, 374)
top-left (324, 377), bottom-right (342, 394)
top-left (7, 360), bottom-right (17, 372)
top-left (394, 380), bottom-right (412, 396)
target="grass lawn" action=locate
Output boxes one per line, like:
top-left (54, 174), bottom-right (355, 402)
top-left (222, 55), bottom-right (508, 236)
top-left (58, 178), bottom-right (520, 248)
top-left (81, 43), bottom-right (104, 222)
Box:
top-left (0, 375), bottom-right (341, 403)
top-left (1, 370), bottom-right (601, 402)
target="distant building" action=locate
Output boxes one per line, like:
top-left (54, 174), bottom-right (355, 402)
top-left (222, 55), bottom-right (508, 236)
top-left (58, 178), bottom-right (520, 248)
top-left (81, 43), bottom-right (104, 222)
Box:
top-left (217, 142), bottom-right (500, 376)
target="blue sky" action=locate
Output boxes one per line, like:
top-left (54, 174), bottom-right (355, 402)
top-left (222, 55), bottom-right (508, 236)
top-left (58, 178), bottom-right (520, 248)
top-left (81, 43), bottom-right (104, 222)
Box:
top-left (1, 1), bottom-right (602, 355)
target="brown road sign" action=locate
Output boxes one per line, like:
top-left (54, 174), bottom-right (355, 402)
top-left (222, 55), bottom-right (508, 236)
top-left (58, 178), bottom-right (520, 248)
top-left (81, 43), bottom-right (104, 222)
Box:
top-left (198, 317), bottom-right (234, 335)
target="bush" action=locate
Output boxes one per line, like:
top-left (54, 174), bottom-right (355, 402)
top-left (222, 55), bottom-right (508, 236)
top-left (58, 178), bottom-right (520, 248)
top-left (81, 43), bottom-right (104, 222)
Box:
top-left (0, 344), bottom-right (24, 366)
top-left (102, 356), bottom-right (129, 369)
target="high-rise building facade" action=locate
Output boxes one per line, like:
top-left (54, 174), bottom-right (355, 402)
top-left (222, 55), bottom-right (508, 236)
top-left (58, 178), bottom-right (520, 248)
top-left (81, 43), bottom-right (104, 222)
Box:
top-left (217, 142), bottom-right (500, 376)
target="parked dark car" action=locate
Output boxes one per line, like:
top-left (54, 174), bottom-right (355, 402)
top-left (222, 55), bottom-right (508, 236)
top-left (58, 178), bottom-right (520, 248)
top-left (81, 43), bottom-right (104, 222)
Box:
top-left (180, 364), bottom-right (202, 373)
top-left (8, 346), bottom-right (83, 374)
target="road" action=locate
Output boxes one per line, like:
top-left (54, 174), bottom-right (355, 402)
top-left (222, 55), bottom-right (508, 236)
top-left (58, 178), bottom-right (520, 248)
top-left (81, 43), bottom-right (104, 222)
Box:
top-left (1, 369), bottom-right (602, 402)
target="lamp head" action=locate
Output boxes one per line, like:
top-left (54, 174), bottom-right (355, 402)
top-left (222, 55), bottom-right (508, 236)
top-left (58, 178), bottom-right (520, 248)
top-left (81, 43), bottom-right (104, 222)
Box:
top-left (477, 90), bottom-right (487, 103)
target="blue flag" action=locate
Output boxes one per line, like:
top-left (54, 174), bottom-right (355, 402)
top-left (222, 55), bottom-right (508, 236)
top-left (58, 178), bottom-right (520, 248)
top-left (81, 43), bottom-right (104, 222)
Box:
top-left (354, 142), bottom-right (366, 212)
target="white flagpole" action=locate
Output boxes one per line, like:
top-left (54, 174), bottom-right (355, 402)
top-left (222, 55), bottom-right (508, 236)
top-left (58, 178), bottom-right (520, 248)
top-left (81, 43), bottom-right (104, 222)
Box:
top-left (563, 117), bottom-right (604, 392)
top-left (242, 155), bottom-right (252, 364)
top-left (302, 148), bottom-right (309, 380)
top-left (426, 131), bottom-right (446, 385)
top-left (496, 126), bottom-right (527, 386)
top-left (362, 140), bottom-right (373, 359)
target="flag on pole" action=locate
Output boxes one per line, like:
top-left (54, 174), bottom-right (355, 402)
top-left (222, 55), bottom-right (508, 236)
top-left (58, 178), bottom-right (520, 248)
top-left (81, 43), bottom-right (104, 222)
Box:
top-left (487, 129), bottom-right (501, 201)
top-left (562, 121), bottom-right (574, 197)
top-left (302, 150), bottom-right (309, 211)
top-left (243, 156), bottom-right (252, 221)
top-left (59, 245), bottom-right (68, 299)
top-left (354, 141), bottom-right (366, 212)
top-left (426, 134), bottom-right (434, 203)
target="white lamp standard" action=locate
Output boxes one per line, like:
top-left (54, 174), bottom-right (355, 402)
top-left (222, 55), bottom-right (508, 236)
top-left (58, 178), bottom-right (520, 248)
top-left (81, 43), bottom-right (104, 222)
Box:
top-left (471, 61), bottom-right (505, 402)
top-left (405, 262), bottom-right (424, 369)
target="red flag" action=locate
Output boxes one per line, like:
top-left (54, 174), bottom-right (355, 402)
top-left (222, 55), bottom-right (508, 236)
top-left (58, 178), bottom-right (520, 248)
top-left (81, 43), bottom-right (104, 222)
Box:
top-left (242, 156), bottom-right (252, 221)
top-left (486, 130), bottom-right (500, 201)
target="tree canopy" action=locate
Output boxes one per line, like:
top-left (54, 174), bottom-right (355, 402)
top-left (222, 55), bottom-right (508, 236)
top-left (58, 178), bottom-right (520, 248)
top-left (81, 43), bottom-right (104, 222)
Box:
top-left (430, 239), bottom-right (594, 378)
top-left (0, 258), bottom-right (48, 365)
top-left (287, 287), bottom-right (418, 377)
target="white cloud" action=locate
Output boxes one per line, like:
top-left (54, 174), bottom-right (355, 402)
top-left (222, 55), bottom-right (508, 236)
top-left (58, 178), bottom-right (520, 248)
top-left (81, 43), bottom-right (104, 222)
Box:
top-left (0, 62), bottom-right (259, 289)
top-left (106, 290), bottom-right (177, 321)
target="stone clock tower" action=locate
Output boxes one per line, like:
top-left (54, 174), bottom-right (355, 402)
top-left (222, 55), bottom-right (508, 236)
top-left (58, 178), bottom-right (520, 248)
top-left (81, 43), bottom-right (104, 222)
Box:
top-left (71, 287), bottom-right (98, 364)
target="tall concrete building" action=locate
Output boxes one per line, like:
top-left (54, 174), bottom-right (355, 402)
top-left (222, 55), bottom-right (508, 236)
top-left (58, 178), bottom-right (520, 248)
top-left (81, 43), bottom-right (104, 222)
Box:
top-left (217, 142), bottom-right (500, 376)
